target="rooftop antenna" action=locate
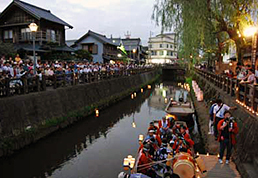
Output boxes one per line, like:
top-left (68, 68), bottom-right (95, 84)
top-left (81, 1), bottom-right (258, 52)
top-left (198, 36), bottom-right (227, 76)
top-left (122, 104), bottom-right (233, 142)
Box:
top-left (125, 31), bottom-right (131, 39)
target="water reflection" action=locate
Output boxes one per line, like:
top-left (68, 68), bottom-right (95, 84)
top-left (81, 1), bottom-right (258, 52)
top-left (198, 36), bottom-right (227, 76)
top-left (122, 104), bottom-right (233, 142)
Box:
top-left (0, 82), bottom-right (201, 178)
top-left (0, 88), bottom-right (153, 178)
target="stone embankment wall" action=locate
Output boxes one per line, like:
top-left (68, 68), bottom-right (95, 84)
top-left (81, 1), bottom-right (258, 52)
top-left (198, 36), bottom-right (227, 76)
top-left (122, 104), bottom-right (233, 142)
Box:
top-left (0, 70), bottom-right (160, 157)
top-left (193, 73), bottom-right (258, 178)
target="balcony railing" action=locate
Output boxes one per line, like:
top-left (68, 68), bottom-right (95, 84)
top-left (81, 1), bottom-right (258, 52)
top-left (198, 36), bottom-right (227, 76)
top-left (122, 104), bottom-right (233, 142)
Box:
top-left (18, 31), bottom-right (61, 45)
top-left (195, 68), bottom-right (258, 116)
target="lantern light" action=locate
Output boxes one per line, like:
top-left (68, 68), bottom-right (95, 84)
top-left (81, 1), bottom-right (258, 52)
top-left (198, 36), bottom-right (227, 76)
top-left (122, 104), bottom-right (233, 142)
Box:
top-left (147, 85), bottom-right (151, 89)
top-left (139, 135), bottom-right (144, 142)
top-left (131, 94), bottom-right (134, 99)
top-left (134, 92), bottom-right (137, 97)
top-left (217, 154), bottom-right (220, 158)
top-left (141, 88), bottom-right (143, 93)
top-left (130, 158), bottom-right (135, 169)
top-left (95, 109), bottom-right (99, 117)
top-left (29, 23), bottom-right (38, 32)
top-left (132, 122), bottom-right (136, 128)
top-left (123, 158), bottom-right (129, 170)
top-left (206, 153), bottom-right (209, 156)
top-left (196, 152), bottom-right (199, 156)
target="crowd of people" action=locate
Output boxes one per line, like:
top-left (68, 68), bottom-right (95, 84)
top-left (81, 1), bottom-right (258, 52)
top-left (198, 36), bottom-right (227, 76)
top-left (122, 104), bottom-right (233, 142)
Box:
top-left (198, 62), bottom-right (257, 84)
top-left (0, 54), bottom-right (153, 82)
top-left (208, 99), bottom-right (239, 164)
top-left (119, 116), bottom-right (195, 178)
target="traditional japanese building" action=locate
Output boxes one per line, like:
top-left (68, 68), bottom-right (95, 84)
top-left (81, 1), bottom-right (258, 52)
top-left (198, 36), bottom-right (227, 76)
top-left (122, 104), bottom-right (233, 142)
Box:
top-left (72, 30), bottom-right (121, 63)
top-left (0, 0), bottom-right (73, 58)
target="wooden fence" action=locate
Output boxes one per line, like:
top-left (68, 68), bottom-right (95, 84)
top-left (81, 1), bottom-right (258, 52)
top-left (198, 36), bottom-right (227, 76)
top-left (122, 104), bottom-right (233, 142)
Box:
top-left (195, 68), bottom-right (258, 115)
top-left (0, 68), bottom-right (155, 98)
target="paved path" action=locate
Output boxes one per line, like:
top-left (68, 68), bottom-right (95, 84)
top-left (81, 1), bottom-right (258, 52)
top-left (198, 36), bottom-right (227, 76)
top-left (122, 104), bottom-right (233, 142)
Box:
top-left (200, 154), bottom-right (241, 178)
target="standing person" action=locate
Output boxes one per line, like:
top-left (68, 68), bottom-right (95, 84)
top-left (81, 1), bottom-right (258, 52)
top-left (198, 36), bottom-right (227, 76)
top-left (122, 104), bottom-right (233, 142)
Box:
top-left (217, 111), bottom-right (238, 164)
top-left (208, 100), bottom-right (217, 135)
top-left (255, 65), bottom-right (258, 83)
top-left (213, 99), bottom-right (236, 139)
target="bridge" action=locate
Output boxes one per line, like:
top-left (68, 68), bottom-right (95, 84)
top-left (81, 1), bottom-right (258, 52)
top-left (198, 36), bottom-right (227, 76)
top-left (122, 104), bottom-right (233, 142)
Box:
top-left (161, 64), bottom-right (186, 81)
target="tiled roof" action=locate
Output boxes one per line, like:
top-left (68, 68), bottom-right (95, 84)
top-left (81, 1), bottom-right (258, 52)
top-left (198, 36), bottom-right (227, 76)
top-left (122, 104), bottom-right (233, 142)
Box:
top-left (75, 30), bottom-right (117, 46)
top-left (1, 0), bottom-right (72, 28)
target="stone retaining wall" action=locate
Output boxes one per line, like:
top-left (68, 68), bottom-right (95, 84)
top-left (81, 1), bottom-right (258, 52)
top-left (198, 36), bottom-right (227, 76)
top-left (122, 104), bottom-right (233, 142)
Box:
top-left (0, 70), bottom-right (160, 157)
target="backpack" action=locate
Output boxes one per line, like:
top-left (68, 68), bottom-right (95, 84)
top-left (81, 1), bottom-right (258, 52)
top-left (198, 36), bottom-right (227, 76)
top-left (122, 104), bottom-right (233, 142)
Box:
top-left (209, 104), bottom-right (216, 116)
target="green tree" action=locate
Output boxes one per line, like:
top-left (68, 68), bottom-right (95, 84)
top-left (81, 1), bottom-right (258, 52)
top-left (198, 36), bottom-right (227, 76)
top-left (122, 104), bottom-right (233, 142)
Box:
top-left (0, 42), bottom-right (16, 58)
top-left (74, 49), bottom-right (93, 61)
top-left (153, 0), bottom-right (258, 66)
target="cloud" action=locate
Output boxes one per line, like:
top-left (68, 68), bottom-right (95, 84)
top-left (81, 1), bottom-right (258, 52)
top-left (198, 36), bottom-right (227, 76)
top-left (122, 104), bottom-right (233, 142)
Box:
top-left (0, 0), bottom-right (163, 45)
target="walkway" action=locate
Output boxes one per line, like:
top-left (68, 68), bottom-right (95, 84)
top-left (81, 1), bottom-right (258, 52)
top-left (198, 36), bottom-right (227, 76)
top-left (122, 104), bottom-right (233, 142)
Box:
top-left (200, 154), bottom-right (241, 178)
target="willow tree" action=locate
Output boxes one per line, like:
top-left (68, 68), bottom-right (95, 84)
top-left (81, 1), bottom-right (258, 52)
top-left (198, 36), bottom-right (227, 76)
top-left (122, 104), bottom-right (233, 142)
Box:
top-left (153, 0), bottom-right (258, 66)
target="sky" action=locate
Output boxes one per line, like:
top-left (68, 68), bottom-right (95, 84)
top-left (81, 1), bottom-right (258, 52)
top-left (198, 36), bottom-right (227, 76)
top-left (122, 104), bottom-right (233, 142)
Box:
top-left (0, 0), bottom-right (166, 45)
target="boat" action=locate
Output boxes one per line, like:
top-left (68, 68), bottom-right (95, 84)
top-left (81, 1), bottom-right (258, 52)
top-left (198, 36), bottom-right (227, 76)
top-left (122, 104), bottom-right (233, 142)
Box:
top-left (165, 92), bottom-right (195, 117)
top-left (120, 119), bottom-right (206, 178)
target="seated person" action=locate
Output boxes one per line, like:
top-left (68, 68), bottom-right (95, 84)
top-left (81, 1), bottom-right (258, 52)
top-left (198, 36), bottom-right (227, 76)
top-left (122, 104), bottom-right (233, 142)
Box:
top-left (158, 117), bottom-right (171, 136)
top-left (148, 122), bottom-right (160, 135)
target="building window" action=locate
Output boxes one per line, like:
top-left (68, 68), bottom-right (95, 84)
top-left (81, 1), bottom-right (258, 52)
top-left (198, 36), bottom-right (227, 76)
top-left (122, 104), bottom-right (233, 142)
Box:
top-left (82, 44), bottom-right (98, 54)
top-left (171, 52), bottom-right (173, 56)
top-left (160, 44), bottom-right (163, 48)
top-left (167, 44), bottom-right (169, 48)
top-left (4, 30), bottom-right (13, 39)
top-left (92, 44), bottom-right (98, 54)
top-left (170, 45), bottom-right (173, 48)
top-left (159, 51), bottom-right (164, 56)
top-left (174, 45), bottom-right (177, 50)
top-left (47, 29), bottom-right (56, 42)
top-left (151, 51), bottom-right (157, 55)
top-left (21, 28), bottom-right (31, 40)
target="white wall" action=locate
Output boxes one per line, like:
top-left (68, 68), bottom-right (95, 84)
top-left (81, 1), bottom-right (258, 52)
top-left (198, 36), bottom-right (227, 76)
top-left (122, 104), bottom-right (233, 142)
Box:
top-left (75, 36), bottom-right (104, 63)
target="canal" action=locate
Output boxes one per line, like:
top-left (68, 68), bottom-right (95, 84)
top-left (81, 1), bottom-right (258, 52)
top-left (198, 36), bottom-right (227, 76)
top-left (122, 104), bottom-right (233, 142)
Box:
top-left (0, 81), bottom-right (203, 178)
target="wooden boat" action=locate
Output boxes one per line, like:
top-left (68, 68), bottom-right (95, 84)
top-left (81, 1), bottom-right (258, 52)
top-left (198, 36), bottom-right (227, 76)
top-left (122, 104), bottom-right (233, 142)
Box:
top-left (128, 120), bottom-right (206, 178)
top-left (165, 99), bottom-right (195, 117)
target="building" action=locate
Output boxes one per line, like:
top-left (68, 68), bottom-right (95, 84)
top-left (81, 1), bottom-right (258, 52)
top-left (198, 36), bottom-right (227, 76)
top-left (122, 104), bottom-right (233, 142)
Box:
top-left (147, 33), bottom-right (178, 64)
top-left (0, 0), bottom-right (73, 58)
top-left (111, 37), bottom-right (148, 63)
top-left (72, 30), bottom-right (120, 63)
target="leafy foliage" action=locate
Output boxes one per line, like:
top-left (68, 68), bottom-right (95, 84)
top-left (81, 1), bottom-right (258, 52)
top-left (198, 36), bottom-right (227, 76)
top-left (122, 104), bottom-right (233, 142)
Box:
top-left (0, 42), bottom-right (17, 58)
top-left (153, 0), bottom-right (258, 65)
top-left (74, 49), bottom-right (93, 61)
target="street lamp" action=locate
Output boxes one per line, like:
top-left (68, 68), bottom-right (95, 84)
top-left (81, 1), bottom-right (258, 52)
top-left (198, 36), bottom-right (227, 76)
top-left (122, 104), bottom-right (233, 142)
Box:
top-left (132, 49), bottom-right (136, 61)
top-left (243, 26), bottom-right (257, 71)
top-left (29, 23), bottom-right (38, 75)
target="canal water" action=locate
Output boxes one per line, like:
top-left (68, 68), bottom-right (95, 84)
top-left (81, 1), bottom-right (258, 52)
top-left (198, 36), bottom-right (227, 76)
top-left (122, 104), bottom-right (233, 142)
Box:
top-left (0, 82), bottom-right (203, 178)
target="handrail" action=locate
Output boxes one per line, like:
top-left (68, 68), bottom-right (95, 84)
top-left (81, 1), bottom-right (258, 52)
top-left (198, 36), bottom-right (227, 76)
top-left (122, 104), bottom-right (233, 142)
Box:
top-left (0, 67), bottom-right (157, 98)
top-left (194, 68), bottom-right (258, 116)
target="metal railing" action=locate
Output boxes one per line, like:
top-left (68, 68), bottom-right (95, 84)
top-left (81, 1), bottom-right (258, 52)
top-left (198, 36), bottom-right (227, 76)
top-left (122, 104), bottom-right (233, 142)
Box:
top-left (195, 68), bottom-right (258, 115)
top-left (0, 68), bottom-right (155, 98)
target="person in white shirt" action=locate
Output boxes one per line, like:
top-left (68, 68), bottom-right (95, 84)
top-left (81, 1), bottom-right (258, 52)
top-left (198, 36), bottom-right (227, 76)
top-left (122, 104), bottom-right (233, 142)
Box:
top-left (213, 99), bottom-right (237, 139)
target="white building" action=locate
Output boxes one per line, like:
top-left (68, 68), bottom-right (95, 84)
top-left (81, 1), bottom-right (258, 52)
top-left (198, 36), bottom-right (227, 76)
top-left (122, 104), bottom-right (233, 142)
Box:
top-left (147, 33), bottom-right (178, 64)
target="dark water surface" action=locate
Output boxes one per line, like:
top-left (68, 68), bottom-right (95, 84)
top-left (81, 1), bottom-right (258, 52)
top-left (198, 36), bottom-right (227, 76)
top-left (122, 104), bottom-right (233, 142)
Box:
top-left (0, 82), bottom-right (200, 178)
